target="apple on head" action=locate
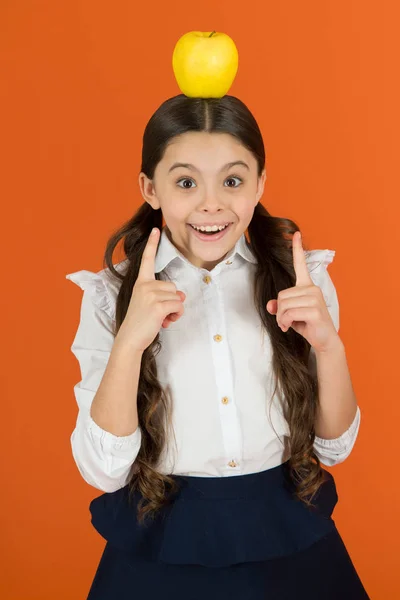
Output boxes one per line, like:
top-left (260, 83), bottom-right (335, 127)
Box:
top-left (172, 31), bottom-right (239, 98)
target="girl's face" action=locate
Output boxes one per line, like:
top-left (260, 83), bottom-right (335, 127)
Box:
top-left (139, 131), bottom-right (266, 271)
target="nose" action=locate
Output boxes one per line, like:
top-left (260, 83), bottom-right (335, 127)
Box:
top-left (199, 196), bottom-right (225, 213)
top-left (202, 207), bottom-right (224, 213)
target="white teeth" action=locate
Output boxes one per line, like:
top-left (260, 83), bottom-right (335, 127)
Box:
top-left (191, 224), bottom-right (229, 232)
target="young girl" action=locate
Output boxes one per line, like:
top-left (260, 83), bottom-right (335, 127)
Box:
top-left (66, 94), bottom-right (369, 599)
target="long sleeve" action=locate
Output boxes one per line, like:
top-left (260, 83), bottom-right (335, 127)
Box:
top-left (305, 249), bottom-right (361, 466)
top-left (66, 269), bottom-right (142, 492)
top-left (313, 405), bottom-right (361, 467)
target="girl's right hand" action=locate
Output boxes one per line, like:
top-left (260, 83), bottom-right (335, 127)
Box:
top-left (117, 227), bottom-right (186, 353)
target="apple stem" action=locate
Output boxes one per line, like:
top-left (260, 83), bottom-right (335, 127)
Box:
top-left (209, 30), bottom-right (216, 37)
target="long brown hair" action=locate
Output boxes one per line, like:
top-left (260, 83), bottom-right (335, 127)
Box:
top-left (103, 94), bottom-right (326, 524)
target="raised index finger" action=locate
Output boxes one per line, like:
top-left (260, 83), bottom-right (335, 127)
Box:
top-left (137, 227), bottom-right (159, 281)
top-left (292, 231), bottom-right (312, 286)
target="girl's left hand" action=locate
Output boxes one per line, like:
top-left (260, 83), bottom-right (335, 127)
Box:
top-left (266, 231), bottom-right (341, 354)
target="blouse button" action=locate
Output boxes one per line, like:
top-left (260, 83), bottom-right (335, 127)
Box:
top-left (213, 334), bottom-right (223, 342)
top-left (225, 260), bottom-right (232, 265)
top-left (221, 396), bottom-right (229, 405)
top-left (203, 275), bottom-right (212, 284)
top-left (228, 460), bottom-right (237, 468)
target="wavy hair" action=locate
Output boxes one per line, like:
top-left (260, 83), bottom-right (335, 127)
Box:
top-left (103, 94), bottom-right (327, 524)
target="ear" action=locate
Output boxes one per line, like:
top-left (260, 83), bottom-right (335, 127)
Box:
top-left (255, 169), bottom-right (267, 204)
top-left (138, 172), bottom-right (161, 210)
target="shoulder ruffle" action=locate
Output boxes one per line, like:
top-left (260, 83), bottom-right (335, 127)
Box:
top-left (304, 249), bottom-right (339, 331)
top-left (65, 259), bottom-right (129, 321)
top-left (304, 248), bottom-right (335, 277)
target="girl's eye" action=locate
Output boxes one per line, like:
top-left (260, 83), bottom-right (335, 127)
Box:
top-left (176, 175), bottom-right (243, 189)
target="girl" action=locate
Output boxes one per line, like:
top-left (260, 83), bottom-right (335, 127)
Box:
top-left (66, 94), bottom-right (369, 599)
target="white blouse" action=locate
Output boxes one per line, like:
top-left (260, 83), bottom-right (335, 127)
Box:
top-left (66, 227), bottom-right (361, 492)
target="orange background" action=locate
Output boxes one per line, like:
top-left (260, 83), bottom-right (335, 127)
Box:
top-left (2, 1), bottom-right (398, 598)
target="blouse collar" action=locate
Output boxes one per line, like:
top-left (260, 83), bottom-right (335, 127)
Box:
top-left (154, 226), bottom-right (257, 274)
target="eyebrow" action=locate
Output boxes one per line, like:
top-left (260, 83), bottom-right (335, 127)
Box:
top-left (168, 160), bottom-right (250, 174)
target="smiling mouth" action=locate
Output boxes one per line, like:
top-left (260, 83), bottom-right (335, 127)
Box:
top-left (186, 222), bottom-right (233, 240)
top-left (188, 223), bottom-right (231, 234)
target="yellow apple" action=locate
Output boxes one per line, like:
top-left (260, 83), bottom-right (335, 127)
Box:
top-left (172, 31), bottom-right (239, 98)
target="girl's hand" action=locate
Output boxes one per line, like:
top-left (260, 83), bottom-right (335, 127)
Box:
top-left (118, 228), bottom-right (186, 352)
top-left (266, 231), bottom-right (340, 353)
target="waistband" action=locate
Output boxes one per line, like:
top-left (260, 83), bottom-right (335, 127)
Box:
top-left (89, 460), bottom-right (338, 568)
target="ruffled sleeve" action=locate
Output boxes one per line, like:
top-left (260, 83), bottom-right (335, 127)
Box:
top-left (65, 265), bottom-right (141, 492)
top-left (313, 406), bottom-right (361, 467)
top-left (304, 249), bottom-right (361, 466)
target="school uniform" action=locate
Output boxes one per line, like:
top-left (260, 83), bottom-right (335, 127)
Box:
top-left (66, 226), bottom-right (369, 599)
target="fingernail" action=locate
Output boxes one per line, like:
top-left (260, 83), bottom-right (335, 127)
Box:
top-left (151, 228), bottom-right (157, 236)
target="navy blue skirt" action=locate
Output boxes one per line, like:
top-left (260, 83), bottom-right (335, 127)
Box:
top-left (87, 460), bottom-right (370, 599)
